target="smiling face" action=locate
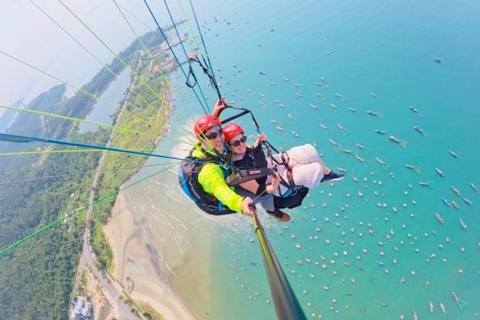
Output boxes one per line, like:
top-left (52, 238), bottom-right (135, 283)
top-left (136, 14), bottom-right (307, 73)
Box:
top-left (228, 133), bottom-right (247, 155)
top-left (201, 126), bottom-right (224, 152)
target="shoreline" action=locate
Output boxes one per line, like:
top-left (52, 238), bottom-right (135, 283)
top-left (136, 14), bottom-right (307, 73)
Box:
top-left (104, 190), bottom-right (197, 320)
top-left (102, 82), bottom-right (209, 320)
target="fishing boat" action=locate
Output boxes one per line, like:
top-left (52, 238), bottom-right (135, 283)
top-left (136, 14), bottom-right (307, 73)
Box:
top-left (435, 213), bottom-right (444, 224)
top-left (441, 197), bottom-right (451, 206)
top-left (452, 291), bottom-right (468, 311)
top-left (459, 218), bottom-right (467, 231)
top-left (440, 303), bottom-right (446, 314)
top-left (470, 183), bottom-right (479, 194)
top-left (451, 200), bottom-right (459, 209)
top-left (451, 185), bottom-right (460, 196)
top-left (435, 167), bottom-right (445, 177)
top-left (448, 150), bottom-right (458, 158)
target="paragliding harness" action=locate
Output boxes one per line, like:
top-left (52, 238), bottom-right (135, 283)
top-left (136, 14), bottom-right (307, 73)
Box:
top-left (179, 145), bottom-right (274, 215)
top-left (179, 147), bottom-right (237, 215)
top-left (220, 105), bottom-right (309, 209)
top-left (262, 141), bottom-right (309, 209)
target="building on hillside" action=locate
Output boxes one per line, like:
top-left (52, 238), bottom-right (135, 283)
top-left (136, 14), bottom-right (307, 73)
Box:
top-left (69, 296), bottom-right (93, 320)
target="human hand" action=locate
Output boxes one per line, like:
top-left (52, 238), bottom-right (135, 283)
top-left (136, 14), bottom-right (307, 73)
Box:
top-left (271, 172), bottom-right (280, 189)
top-left (212, 98), bottom-right (227, 117)
top-left (257, 133), bottom-right (266, 142)
top-left (241, 197), bottom-right (254, 216)
top-left (188, 51), bottom-right (198, 60)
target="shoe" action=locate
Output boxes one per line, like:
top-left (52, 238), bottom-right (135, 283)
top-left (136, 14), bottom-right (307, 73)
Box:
top-left (267, 209), bottom-right (291, 222)
top-left (321, 171), bottom-right (345, 183)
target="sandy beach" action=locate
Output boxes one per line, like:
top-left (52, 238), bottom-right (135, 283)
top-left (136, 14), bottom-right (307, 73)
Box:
top-left (104, 187), bottom-right (199, 320)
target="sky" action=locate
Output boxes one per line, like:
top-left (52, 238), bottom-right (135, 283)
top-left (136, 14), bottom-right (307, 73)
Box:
top-left (0, 0), bottom-right (180, 106)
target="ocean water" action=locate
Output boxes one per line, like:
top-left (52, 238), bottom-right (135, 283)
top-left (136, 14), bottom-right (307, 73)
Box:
top-left (151, 0), bottom-right (480, 319)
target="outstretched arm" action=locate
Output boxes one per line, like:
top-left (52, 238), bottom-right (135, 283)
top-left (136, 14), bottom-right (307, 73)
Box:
top-left (212, 98), bottom-right (227, 118)
top-left (252, 133), bottom-right (266, 149)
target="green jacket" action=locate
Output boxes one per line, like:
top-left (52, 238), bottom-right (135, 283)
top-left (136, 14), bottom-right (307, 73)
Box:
top-left (193, 144), bottom-right (243, 214)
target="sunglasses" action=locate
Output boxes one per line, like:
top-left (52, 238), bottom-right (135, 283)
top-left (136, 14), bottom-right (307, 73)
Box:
top-left (229, 136), bottom-right (247, 147)
top-left (202, 128), bottom-right (222, 140)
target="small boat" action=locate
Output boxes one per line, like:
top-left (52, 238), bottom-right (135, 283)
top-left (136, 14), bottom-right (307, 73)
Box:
top-left (334, 93), bottom-right (342, 98)
top-left (409, 106), bottom-right (419, 113)
top-left (429, 301), bottom-right (434, 313)
top-left (459, 218), bottom-right (467, 231)
top-left (329, 139), bottom-right (338, 146)
top-left (390, 136), bottom-right (408, 147)
top-left (435, 213), bottom-right (444, 224)
top-left (413, 311), bottom-right (418, 320)
top-left (329, 103), bottom-right (337, 109)
top-left (440, 302), bottom-right (446, 314)
top-left (375, 129), bottom-right (387, 134)
top-left (419, 181), bottom-right (431, 187)
top-left (283, 78), bottom-right (289, 82)
top-left (259, 71), bottom-right (266, 75)
top-left (470, 183), bottom-right (479, 194)
top-left (452, 291), bottom-right (468, 311)
top-left (451, 186), bottom-right (460, 196)
top-left (315, 82), bottom-right (322, 86)
top-left (414, 125), bottom-right (429, 137)
top-left (435, 167), bottom-right (445, 177)
top-left (366, 110), bottom-right (382, 118)
top-left (405, 164), bottom-right (421, 174)
top-left (451, 200), bottom-right (459, 209)
top-left (296, 93), bottom-right (303, 97)
top-left (463, 197), bottom-right (473, 206)
top-left (293, 83), bottom-right (300, 87)
top-left (370, 92), bottom-right (377, 98)
top-left (434, 57), bottom-right (442, 63)
top-left (376, 157), bottom-right (386, 167)
top-left (441, 197), bottom-right (451, 206)
top-left (448, 150), bottom-right (458, 158)
top-left (356, 143), bottom-right (367, 152)
top-left (310, 103), bottom-right (317, 110)
top-left (348, 107), bottom-right (358, 112)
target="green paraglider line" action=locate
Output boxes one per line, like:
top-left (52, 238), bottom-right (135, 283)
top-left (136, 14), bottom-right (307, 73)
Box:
top-left (0, 164), bottom-right (176, 256)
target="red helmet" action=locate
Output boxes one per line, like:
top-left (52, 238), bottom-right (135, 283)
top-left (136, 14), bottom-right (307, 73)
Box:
top-left (222, 123), bottom-right (244, 142)
top-left (194, 115), bottom-right (221, 137)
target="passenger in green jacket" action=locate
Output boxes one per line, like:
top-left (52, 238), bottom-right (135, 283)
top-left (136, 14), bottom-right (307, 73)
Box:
top-left (192, 113), bottom-right (254, 215)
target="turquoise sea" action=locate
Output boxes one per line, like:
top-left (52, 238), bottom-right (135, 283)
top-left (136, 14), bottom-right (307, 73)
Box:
top-left (141, 0), bottom-right (480, 319)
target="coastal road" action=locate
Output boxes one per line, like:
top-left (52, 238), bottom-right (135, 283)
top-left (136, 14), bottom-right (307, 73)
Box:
top-left (73, 54), bottom-right (146, 320)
